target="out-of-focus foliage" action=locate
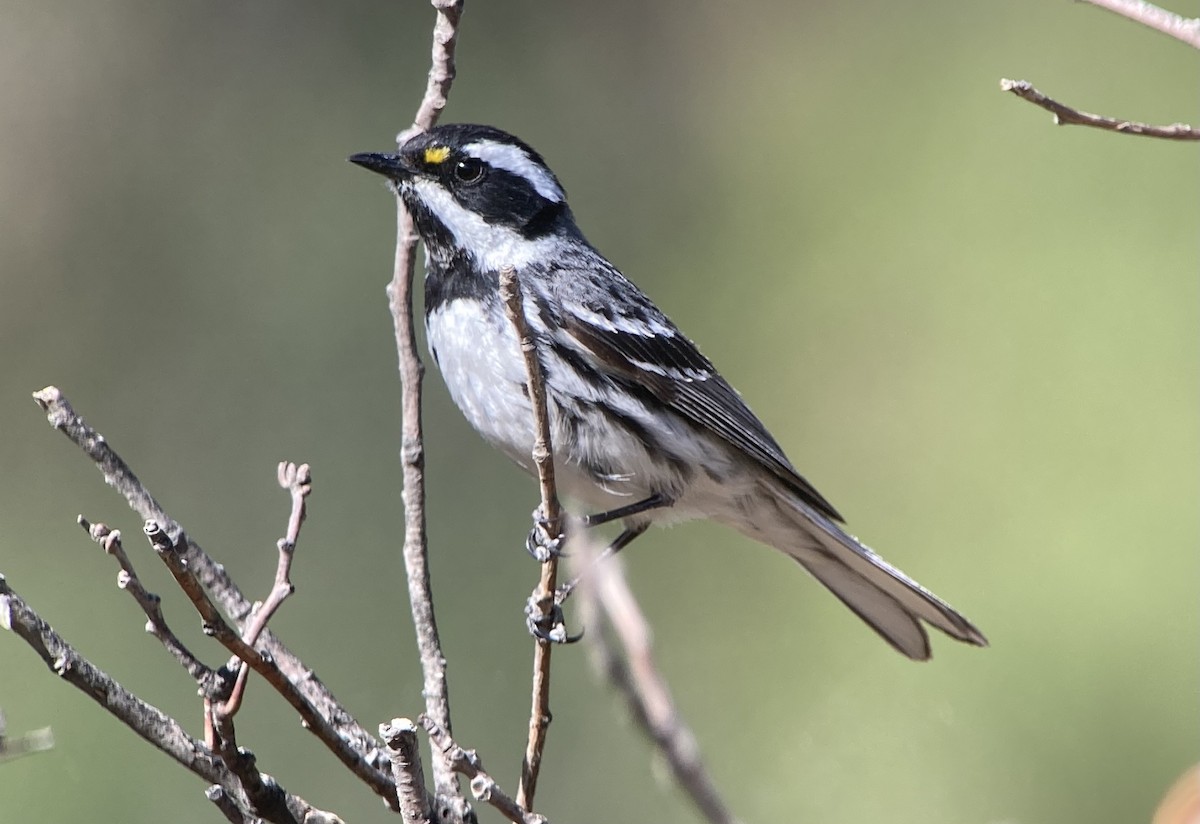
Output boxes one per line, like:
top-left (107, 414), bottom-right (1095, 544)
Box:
top-left (1, 2), bottom-right (1196, 823)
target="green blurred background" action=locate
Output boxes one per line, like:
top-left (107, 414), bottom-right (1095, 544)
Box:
top-left (1, 1), bottom-right (1196, 822)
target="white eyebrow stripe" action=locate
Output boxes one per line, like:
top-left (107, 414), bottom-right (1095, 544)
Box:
top-left (464, 140), bottom-right (565, 203)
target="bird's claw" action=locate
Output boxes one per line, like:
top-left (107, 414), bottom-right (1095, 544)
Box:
top-left (525, 507), bottom-right (566, 562)
top-left (525, 590), bottom-right (583, 644)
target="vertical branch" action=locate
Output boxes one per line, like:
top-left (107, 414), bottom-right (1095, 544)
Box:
top-left (497, 268), bottom-right (562, 812)
top-left (386, 0), bottom-right (464, 804)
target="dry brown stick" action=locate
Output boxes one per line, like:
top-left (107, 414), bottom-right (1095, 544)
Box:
top-left (385, 0), bottom-right (465, 808)
top-left (30, 387), bottom-right (391, 778)
top-left (0, 576), bottom-right (342, 824)
top-left (574, 540), bottom-right (742, 824)
top-left (497, 268), bottom-right (564, 813)
top-left (999, 79), bottom-right (1200, 141)
top-left (420, 715), bottom-right (549, 824)
top-left (1081, 0), bottom-right (1200, 49)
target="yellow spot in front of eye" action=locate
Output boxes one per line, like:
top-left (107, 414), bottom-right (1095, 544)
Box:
top-left (424, 146), bottom-right (451, 165)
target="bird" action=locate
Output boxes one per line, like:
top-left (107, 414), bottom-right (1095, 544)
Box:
top-left (350, 124), bottom-right (987, 660)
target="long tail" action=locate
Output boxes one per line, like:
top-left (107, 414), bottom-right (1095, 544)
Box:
top-left (735, 490), bottom-right (988, 660)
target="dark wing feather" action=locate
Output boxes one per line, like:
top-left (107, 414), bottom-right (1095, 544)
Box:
top-left (547, 263), bottom-right (843, 523)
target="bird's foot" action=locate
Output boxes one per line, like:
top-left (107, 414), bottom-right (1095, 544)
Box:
top-left (525, 588), bottom-right (583, 644)
top-left (525, 506), bottom-right (566, 562)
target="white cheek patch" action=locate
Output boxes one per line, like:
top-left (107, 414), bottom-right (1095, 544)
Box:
top-left (464, 140), bottom-right (566, 203)
top-left (407, 178), bottom-right (562, 271)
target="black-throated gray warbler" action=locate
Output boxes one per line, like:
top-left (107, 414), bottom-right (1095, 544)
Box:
top-left (351, 124), bottom-right (987, 660)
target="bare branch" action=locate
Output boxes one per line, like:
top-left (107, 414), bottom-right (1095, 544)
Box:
top-left (420, 715), bottom-right (548, 824)
top-left (1081, 0), bottom-right (1200, 49)
top-left (210, 710), bottom-right (292, 824)
top-left (77, 517), bottom-right (220, 695)
top-left (1, 575), bottom-right (343, 824)
top-left (1, 573), bottom-right (227, 782)
top-left (220, 462), bottom-right (311, 718)
top-left (497, 268), bottom-right (565, 813)
top-left (999, 79), bottom-right (1200, 140)
top-left (573, 543), bottom-right (742, 824)
top-left (137, 519), bottom-right (396, 805)
top-left (206, 786), bottom-right (258, 824)
top-left (30, 387), bottom-right (391, 778)
top-left (383, 0), bottom-right (466, 809)
top-left (382, 718), bottom-right (433, 824)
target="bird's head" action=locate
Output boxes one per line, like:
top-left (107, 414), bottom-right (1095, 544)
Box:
top-left (351, 124), bottom-right (575, 267)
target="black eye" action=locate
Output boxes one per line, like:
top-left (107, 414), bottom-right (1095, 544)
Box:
top-left (453, 157), bottom-right (485, 183)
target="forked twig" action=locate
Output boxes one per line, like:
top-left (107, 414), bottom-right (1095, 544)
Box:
top-left (218, 462), bottom-right (311, 718)
top-left (30, 387), bottom-right (393, 795)
top-left (77, 517), bottom-right (218, 694)
top-left (420, 715), bottom-right (549, 824)
top-left (0, 576), bottom-right (341, 824)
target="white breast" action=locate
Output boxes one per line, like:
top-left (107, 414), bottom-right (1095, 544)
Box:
top-left (425, 297), bottom-right (536, 469)
top-left (425, 295), bottom-right (758, 528)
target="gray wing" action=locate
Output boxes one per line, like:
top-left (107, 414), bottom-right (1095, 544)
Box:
top-left (540, 260), bottom-right (844, 523)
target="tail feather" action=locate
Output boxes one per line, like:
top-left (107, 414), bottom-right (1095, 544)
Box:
top-left (738, 489), bottom-right (989, 659)
top-left (797, 549), bottom-right (934, 659)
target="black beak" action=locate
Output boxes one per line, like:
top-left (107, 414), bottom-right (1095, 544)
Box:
top-left (348, 152), bottom-right (411, 180)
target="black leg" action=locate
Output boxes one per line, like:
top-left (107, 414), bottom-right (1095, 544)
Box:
top-left (555, 523), bottom-right (649, 603)
top-left (582, 493), bottom-right (672, 528)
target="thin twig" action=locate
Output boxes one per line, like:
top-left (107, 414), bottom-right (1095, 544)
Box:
top-left (0, 575), bottom-right (342, 824)
top-left (77, 517), bottom-right (220, 695)
top-left (385, 0), bottom-right (465, 809)
top-left (999, 79), bottom-right (1200, 140)
top-left (382, 718), bottom-right (433, 824)
top-left (573, 539), bottom-right (742, 824)
top-left (1081, 0), bottom-right (1200, 49)
top-left (30, 387), bottom-right (392, 779)
top-left (220, 462), bottom-right (311, 718)
top-left (419, 715), bottom-right (549, 824)
top-left (498, 268), bottom-right (564, 813)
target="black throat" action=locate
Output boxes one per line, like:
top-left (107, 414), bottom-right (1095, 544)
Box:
top-left (422, 249), bottom-right (498, 318)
